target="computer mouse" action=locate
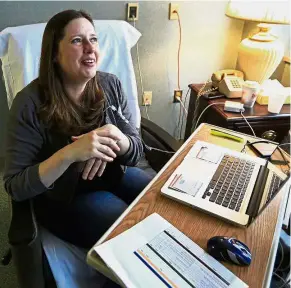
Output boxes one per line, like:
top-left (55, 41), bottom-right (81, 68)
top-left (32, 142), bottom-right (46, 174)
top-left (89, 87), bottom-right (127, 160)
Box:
top-left (207, 236), bottom-right (252, 266)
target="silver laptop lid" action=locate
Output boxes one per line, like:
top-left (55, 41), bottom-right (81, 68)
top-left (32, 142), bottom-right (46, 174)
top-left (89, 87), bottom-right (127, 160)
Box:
top-left (247, 173), bottom-right (290, 226)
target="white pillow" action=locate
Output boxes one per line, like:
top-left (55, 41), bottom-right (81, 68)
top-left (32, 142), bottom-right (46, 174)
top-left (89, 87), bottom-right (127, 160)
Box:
top-left (0, 20), bottom-right (141, 127)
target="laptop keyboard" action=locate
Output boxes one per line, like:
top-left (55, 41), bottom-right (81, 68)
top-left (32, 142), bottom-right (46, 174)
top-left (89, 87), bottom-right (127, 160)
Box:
top-left (266, 174), bottom-right (282, 204)
top-left (202, 155), bottom-right (255, 211)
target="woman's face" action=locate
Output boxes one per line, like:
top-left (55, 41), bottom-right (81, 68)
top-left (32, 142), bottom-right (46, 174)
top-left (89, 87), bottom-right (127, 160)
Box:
top-left (56, 17), bottom-right (99, 85)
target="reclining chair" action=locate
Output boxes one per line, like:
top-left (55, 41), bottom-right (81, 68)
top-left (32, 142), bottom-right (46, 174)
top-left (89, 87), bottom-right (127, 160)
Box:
top-left (0, 20), bottom-right (181, 287)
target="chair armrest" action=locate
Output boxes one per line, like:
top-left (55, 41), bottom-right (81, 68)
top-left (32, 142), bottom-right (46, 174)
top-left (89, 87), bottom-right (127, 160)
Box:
top-left (140, 117), bottom-right (182, 172)
top-left (141, 117), bottom-right (181, 152)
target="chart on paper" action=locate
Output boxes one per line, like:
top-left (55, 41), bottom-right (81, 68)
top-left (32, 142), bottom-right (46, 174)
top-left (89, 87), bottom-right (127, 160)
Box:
top-left (134, 226), bottom-right (236, 288)
top-left (94, 213), bottom-right (248, 288)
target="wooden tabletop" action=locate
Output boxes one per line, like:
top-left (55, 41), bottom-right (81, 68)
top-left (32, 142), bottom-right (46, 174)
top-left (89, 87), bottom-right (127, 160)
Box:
top-left (89, 124), bottom-right (290, 288)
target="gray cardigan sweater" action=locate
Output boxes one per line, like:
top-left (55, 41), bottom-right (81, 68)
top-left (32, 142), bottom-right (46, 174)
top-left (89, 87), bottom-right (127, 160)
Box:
top-left (4, 72), bottom-right (143, 203)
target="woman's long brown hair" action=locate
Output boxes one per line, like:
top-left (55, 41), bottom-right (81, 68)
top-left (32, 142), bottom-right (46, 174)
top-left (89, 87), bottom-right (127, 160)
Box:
top-left (39, 10), bottom-right (104, 136)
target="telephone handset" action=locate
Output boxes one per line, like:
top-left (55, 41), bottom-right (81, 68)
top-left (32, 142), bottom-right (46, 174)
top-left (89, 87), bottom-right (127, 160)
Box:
top-left (211, 69), bottom-right (244, 87)
top-left (212, 69), bottom-right (245, 99)
top-left (198, 69), bottom-right (245, 99)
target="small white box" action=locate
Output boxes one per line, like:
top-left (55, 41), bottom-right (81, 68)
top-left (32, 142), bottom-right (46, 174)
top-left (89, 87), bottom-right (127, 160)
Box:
top-left (224, 101), bottom-right (245, 113)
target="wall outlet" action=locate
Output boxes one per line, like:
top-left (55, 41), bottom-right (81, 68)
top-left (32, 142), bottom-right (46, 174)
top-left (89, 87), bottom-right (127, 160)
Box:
top-left (173, 90), bottom-right (182, 103)
top-left (127, 3), bottom-right (139, 21)
top-left (142, 91), bottom-right (152, 106)
top-left (169, 3), bottom-right (179, 20)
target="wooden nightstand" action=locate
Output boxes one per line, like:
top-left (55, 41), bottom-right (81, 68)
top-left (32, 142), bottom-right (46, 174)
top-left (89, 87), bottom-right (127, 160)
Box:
top-left (185, 84), bottom-right (291, 142)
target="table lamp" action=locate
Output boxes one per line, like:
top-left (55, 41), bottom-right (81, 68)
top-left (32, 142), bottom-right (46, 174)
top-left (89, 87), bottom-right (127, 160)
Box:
top-left (225, 1), bottom-right (290, 84)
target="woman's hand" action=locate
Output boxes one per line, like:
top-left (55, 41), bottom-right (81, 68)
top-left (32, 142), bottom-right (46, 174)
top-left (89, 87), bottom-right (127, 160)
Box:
top-left (69, 124), bottom-right (129, 180)
top-left (95, 124), bottom-right (130, 156)
top-left (67, 130), bottom-right (120, 163)
top-left (80, 158), bottom-right (107, 180)
top-left (70, 134), bottom-right (108, 179)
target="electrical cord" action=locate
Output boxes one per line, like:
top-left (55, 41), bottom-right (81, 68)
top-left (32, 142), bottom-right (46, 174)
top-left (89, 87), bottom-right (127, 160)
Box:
top-left (240, 140), bottom-right (290, 174)
top-left (132, 19), bottom-right (143, 93)
top-left (197, 82), bottom-right (209, 98)
top-left (197, 81), bottom-right (218, 98)
top-left (193, 102), bottom-right (224, 131)
top-left (241, 141), bottom-right (290, 155)
top-left (278, 143), bottom-right (291, 148)
top-left (175, 96), bottom-right (188, 116)
top-left (277, 262), bottom-right (290, 273)
top-left (175, 96), bottom-right (188, 140)
top-left (277, 279), bottom-right (290, 288)
top-left (146, 146), bottom-right (176, 154)
top-left (240, 140), bottom-right (264, 154)
top-left (273, 272), bottom-right (291, 288)
top-left (103, 105), bottom-right (113, 114)
top-left (192, 94), bottom-right (203, 132)
top-left (193, 101), bottom-right (257, 138)
top-left (174, 10), bottom-right (182, 90)
top-left (192, 80), bottom-right (217, 134)
top-left (108, 105), bottom-right (175, 154)
top-left (133, 18), bottom-right (151, 121)
top-left (176, 97), bottom-right (182, 139)
top-left (179, 87), bottom-right (190, 140)
top-left (277, 143), bottom-right (291, 172)
top-left (172, 9), bottom-right (182, 140)
top-left (144, 104), bottom-right (150, 120)
top-left (274, 240), bottom-right (291, 277)
top-left (240, 111), bottom-right (256, 137)
top-left (277, 146), bottom-right (290, 172)
top-left (183, 87), bottom-right (190, 112)
top-left (274, 240), bottom-right (285, 274)
top-left (133, 18), bottom-right (144, 94)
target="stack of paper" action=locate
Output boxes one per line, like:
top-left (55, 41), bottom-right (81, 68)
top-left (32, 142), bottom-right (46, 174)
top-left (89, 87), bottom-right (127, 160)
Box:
top-left (256, 79), bottom-right (290, 105)
top-left (94, 213), bottom-right (248, 288)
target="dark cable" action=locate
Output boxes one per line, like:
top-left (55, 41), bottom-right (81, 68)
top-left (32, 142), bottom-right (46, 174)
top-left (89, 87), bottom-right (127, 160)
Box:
top-left (108, 105), bottom-right (175, 154)
top-left (276, 147), bottom-right (290, 171)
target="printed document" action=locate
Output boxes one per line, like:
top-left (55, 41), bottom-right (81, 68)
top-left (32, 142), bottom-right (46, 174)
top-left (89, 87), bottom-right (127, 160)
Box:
top-left (94, 213), bottom-right (248, 288)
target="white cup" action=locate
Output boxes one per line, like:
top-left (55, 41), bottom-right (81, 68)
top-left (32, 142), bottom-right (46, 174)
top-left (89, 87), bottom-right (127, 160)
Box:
top-left (268, 91), bottom-right (287, 113)
top-left (241, 81), bottom-right (260, 108)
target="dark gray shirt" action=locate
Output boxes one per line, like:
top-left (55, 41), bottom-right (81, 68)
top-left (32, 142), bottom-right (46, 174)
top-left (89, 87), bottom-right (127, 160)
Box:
top-left (4, 72), bottom-right (143, 202)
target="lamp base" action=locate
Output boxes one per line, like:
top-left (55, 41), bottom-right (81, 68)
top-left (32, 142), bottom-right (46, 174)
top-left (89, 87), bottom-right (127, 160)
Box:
top-left (237, 24), bottom-right (284, 84)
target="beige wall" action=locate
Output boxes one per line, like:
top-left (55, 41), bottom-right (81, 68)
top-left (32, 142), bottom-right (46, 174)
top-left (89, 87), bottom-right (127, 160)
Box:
top-left (134, 1), bottom-right (244, 138)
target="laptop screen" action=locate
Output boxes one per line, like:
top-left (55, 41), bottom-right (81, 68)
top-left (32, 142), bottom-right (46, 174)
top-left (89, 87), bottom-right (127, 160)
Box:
top-left (248, 174), bottom-right (290, 226)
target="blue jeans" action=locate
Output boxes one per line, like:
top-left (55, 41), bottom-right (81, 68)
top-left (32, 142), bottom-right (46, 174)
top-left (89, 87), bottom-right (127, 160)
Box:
top-left (35, 167), bottom-right (153, 249)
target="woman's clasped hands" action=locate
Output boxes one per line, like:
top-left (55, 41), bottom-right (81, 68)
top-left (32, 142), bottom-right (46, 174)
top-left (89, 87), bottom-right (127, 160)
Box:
top-left (69, 124), bottom-right (127, 180)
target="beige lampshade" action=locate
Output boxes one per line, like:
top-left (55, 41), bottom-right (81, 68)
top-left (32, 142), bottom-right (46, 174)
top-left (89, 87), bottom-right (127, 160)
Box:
top-left (225, 1), bottom-right (290, 84)
top-left (225, 1), bottom-right (290, 24)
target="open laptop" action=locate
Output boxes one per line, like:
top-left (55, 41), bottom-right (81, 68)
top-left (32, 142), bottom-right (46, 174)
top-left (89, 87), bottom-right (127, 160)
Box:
top-left (161, 140), bottom-right (289, 227)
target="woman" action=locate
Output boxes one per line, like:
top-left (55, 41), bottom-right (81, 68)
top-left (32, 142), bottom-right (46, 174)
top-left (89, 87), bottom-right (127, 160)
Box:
top-left (4, 9), bottom-right (152, 250)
